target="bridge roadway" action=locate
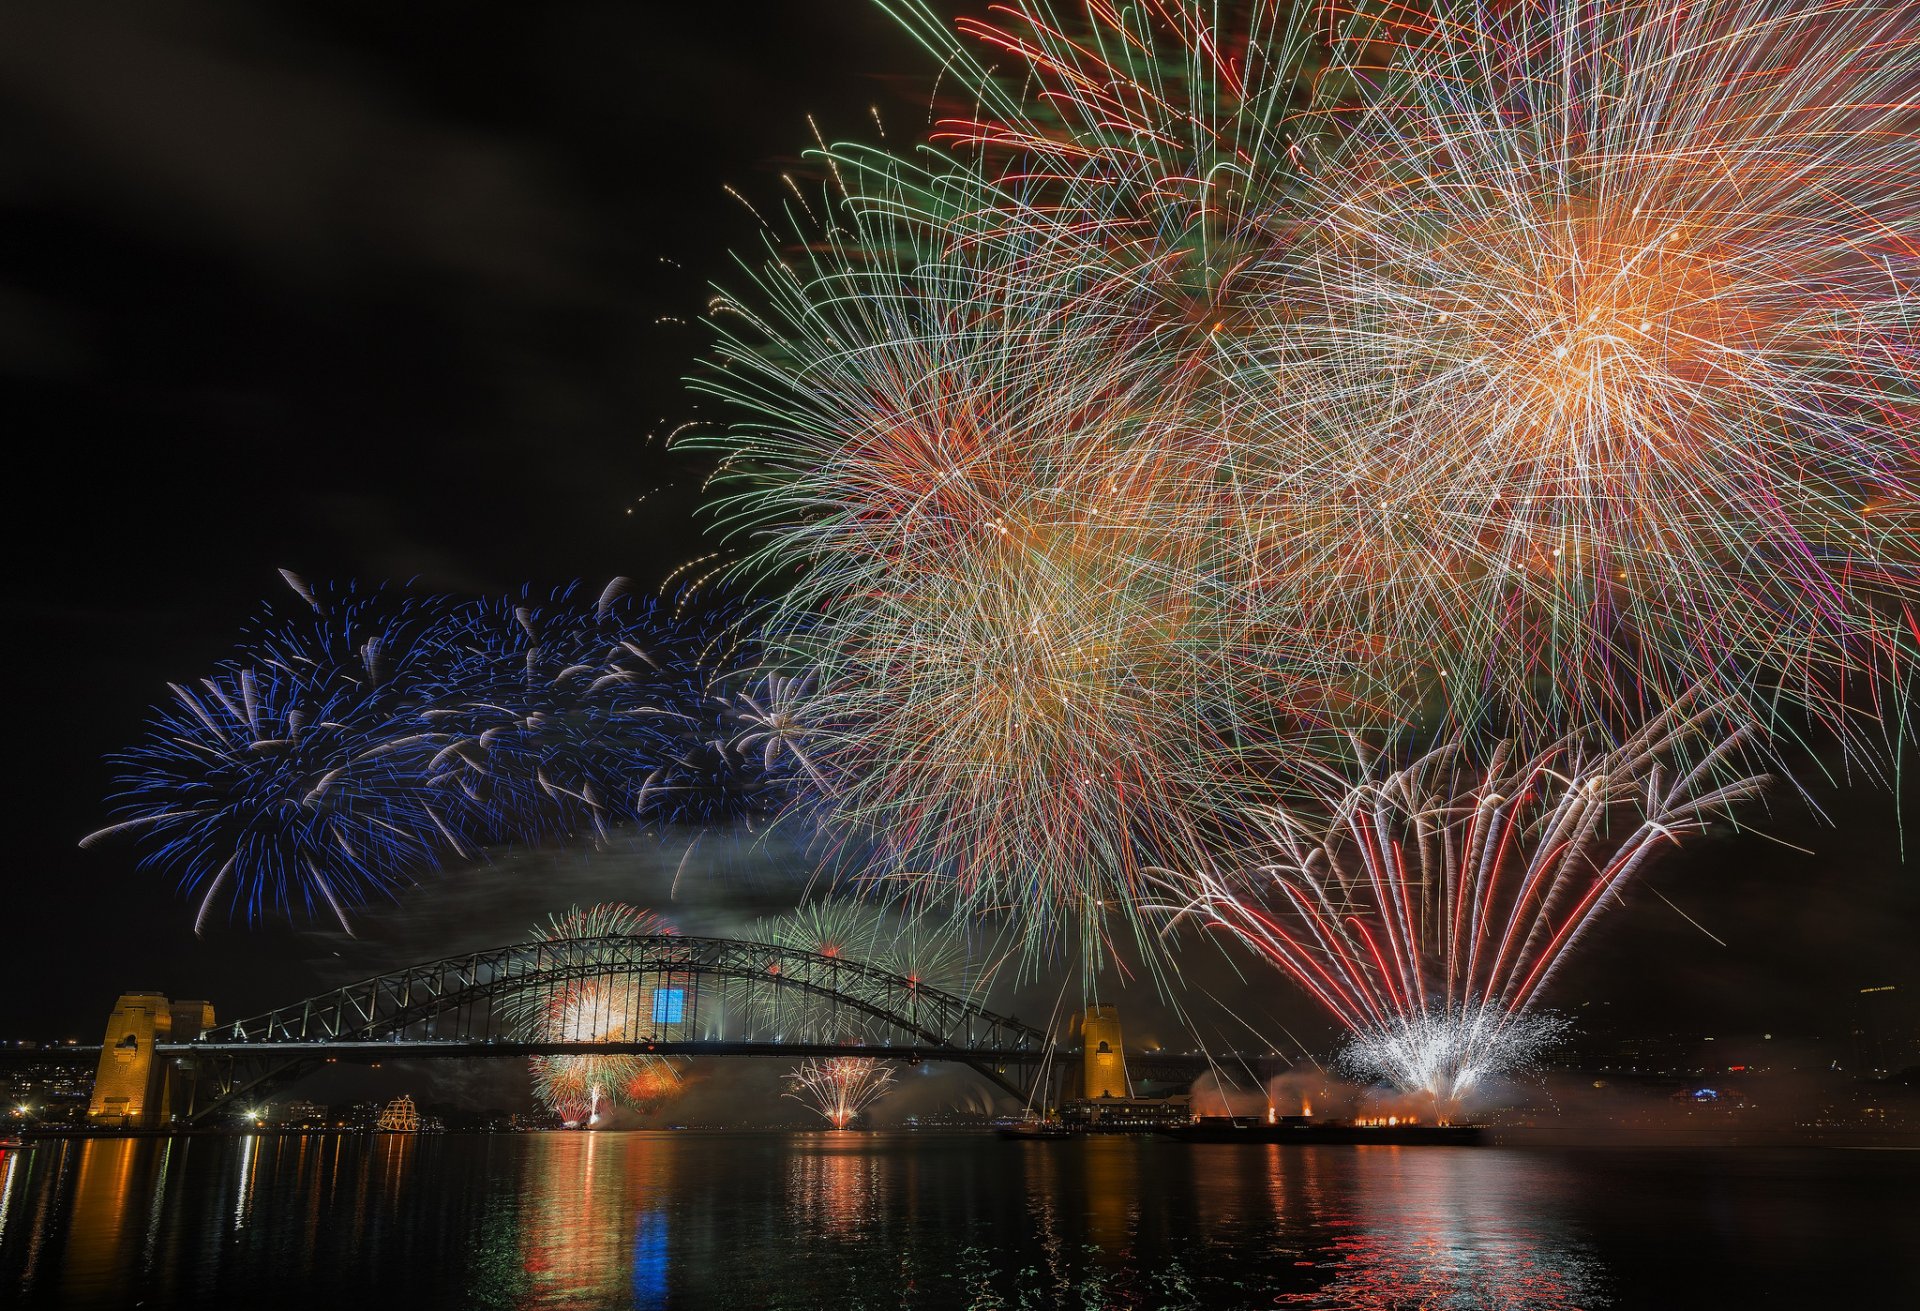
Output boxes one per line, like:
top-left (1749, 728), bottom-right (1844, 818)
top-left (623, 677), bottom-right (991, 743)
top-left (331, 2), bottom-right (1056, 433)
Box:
top-left (158, 1039), bottom-right (1050, 1064)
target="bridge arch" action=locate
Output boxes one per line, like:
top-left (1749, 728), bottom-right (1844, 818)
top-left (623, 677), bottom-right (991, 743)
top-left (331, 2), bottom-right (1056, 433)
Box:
top-left (181, 935), bottom-right (1053, 1120)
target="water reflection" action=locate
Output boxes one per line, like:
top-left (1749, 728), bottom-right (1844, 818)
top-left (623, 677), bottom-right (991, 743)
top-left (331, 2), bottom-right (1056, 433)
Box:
top-left (786, 1134), bottom-right (887, 1240)
top-left (3, 1133), bottom-right (1909, 1309)
top-left (630, 1206), bottom-right (668, 1310)
top-left (1271, 1149), bottom-right (1602, 1310)
top-left (1077, 1137), bottom-right (1137, 1251)
top-left (0, 1150), bottom-right (21, 1247)
top-left (502, 1130), bottom-right (706, 1310)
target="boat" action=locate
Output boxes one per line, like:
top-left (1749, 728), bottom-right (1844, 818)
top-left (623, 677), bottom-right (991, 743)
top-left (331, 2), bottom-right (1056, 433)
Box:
top-left (374, 1095), bottom-right (421, 1133)
top-left (0, 1136), bottom-right (28, 1150)
top-left (1162, 1114), bottom-right (1484, 1145)
top-left (993, 1117), bottom-right (1074, 1140)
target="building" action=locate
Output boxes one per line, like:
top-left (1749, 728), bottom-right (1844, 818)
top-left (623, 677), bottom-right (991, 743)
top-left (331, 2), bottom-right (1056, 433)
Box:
top-left (1060, 1095), bottom-right (1191, 1132)
top-left (279, 1100), bottom-right (328, 1127)
top-left (1850, 985), bottom-right (1917, 1078)
top-left (1082, 1004), bottom-right (1128, 1099)
top-left (87, 992), bottom-right (215, 1128)
top-left (1, 1044), bottom-right (95, 1125)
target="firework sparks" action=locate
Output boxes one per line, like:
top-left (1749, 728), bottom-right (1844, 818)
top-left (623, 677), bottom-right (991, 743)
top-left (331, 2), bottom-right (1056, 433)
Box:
top-left (85, 575), bottom-right (788, 928)
top-left (1167, 701), bottom-right (1767, 1109)
top-left (690, 168), bottom-right (1357, 951)
top-left (1269, 0), bottom-right (1920, 734)
top-left (503, 903), bottom-right (684, 1125)
top-left (79, 579), bottom-right (454, 932)
top-left (749, 898), bottom-right (974, 1043)
top-left (690, 0), bottom-right (1919, 956)
top-left (784, 1056), bottom-right (898, 1130)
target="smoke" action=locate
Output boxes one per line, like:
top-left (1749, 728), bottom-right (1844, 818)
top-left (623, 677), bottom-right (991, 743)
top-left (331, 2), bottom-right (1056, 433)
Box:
top-left (287, 821), bottom-right (813, 983)
top-left (1266, 1072), bottom-right (1345, 1119)
top-left (1188, 1071), bottom-right (1266, 1117)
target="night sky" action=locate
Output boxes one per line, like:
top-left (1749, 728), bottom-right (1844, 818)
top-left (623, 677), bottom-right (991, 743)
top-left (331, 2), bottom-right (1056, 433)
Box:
top-left (5, 2), bottom-right (1915, 1051)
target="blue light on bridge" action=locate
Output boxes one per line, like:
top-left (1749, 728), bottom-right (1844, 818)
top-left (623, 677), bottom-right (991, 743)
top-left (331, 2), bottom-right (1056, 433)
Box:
top-left (651, 989), bottom-right (686, 1026)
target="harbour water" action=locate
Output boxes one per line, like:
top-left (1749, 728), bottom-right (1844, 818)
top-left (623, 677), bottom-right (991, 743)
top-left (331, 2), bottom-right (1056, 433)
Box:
top-left (1, 1132), bottom-right (1914, 1308)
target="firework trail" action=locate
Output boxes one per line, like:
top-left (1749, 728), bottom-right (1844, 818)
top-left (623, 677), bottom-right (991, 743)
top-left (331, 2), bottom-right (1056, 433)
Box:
top-left (691, 162), bottom-right (1359, 953)
top-left (504, 903), bottom-right (685, 1125)
top-left (1265, 0), bottom-right (1920, 736)
top-left (86, 575), bottom-right (784, 929)
top-left (1167, 701), bottom-right (1767, 1108)
top-left (784, 1056), bottom-right (898, 1129)
top-left (748, 898), bottom-right (974, 1042)
top-left (80, 579), bottom-right (454, 932)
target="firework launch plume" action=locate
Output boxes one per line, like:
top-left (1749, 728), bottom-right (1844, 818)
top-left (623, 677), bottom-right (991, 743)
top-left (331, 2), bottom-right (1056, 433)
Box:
top-left (784, 1056), bottom-right (898, 1129)
top-left (1167, 701), bottom-right (1768, 1108)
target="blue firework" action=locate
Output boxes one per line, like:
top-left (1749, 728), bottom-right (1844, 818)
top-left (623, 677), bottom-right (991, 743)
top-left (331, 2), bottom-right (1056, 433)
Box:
top-left (88, 575), bottom-right (800, 930)
top-left (421, 581), bottom-right (708, 843)
top-left (84, 578), bottom-right (454, 931)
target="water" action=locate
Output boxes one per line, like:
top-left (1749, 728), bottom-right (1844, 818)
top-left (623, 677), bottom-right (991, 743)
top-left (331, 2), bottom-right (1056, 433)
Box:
top-left (0, 1133), bottom-right (1913, 1309)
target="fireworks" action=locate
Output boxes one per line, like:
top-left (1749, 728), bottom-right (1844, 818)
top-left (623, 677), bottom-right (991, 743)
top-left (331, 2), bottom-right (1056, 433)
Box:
top-left (692, 165), bottom-right (1353, 949)
top-left (507, 903), bottom-right (684, 1126)
top-left (893, 0), bottom-right (1920, 735)
top-left (1336, 1006), bottom-right (1569, 1111)
top-left (783, 1056), bottom-right (898, 1130)
top-left (80, 579), bottom-right (455, 932)
top-left (86, 574), bottom-right (786, 929)
top-left (688, 0), bottom-right (1919, 956)
top-left (1168, 702), bottom-right (1767, 1107)
top-left (1271, 0), bottom-right (1920, 734)
top-left (428, 584), bottom-right (777, 838)
top-left (749, 898), bottom-right (973, 1042)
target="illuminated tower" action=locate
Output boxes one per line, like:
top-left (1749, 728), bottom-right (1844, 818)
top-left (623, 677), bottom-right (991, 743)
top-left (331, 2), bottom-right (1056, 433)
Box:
top-left (88, 992), bottom-right (173, 1128)
top-left (87, 992), bottom-right (215, 1128)
top-left (1082, 1004), bottom-right (1129, 1099)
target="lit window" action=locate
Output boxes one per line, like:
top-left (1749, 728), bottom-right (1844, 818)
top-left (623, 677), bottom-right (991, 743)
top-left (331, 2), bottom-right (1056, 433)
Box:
top-left (651, 989), bottom-right (686, 1026)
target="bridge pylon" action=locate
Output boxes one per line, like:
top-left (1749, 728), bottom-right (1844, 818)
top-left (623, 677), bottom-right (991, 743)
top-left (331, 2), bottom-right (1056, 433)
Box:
top-left (88, 992), bottom-right (215, 1128)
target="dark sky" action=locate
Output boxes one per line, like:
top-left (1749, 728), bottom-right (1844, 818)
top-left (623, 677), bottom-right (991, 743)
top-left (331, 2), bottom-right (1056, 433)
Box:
top-left (3, 2), bottom-right (1914, 1054)
top-left (2, 0), bottom-right (924, 1035)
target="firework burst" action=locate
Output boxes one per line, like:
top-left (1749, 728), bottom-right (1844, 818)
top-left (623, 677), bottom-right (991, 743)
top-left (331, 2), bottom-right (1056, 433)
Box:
top-left (80, 579), bottom-right (452, 932)
top-left (784, 1056), bottom-right (898, 1129)
top-left (87, 575), bottom-right (787, 929)
top-left (691, 172), bottom-right (1357, 950)
top-left (1263, 0), bottom-right (1920, 734)
top-left (1167, 701), bottom-right (1767, 1109)
top-left (690, 0), bottom-right (1920, 962)
top-left (749, 898), bottom-right (974, 1042)
top-left (505, 903), bottom-right (684, 1125)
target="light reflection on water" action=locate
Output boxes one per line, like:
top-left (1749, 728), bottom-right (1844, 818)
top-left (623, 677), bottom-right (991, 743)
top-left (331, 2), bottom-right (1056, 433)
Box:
top-left (0, 1134), bottom-right (1912, 1309)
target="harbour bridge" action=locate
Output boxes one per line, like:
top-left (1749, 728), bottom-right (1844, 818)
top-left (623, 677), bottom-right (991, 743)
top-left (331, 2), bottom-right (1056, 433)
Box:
top-left (58, 933), bottom-right (1290, 1126)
